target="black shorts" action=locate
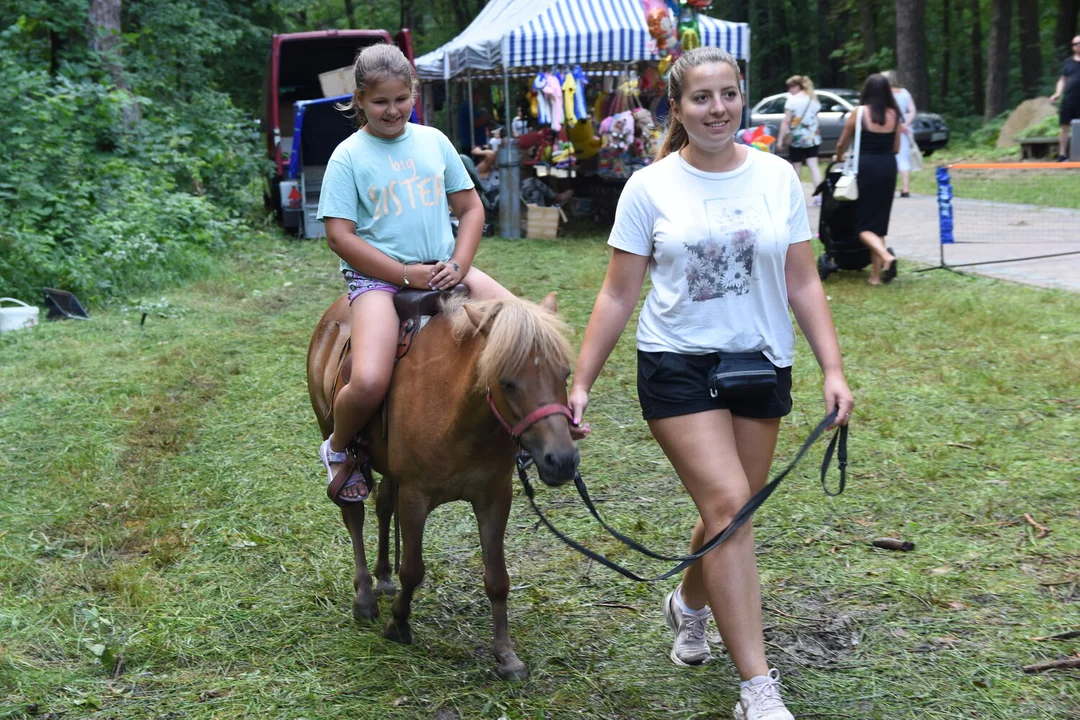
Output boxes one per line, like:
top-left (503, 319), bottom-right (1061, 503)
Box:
top-left (1060, 93), bottom-right (1080, 125)
top-left (637, 350), bottom-right (793, 421)
top-left (788, 145), bottom-right (820, 163)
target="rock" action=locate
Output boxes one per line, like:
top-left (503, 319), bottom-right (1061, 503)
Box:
top-left (997, 98), bottom-right (1058, 147)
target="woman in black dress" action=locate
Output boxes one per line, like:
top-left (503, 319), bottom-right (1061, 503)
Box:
top-left (835, 74), bottom-right (901, 285)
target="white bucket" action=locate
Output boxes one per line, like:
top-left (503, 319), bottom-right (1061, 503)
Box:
top-left (0, 297), bottom-right (40, 333)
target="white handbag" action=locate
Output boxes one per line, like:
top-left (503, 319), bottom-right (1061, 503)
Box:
top-left (909, 136), bottom-right (924, 171)
top-left (833, 107), bottom-right (862, 202)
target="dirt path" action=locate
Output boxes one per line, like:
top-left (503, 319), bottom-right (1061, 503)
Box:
top-left (804, 185), bottom-right (1080, 292)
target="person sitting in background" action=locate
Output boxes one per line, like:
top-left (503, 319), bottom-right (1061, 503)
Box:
top-left (464, 147), bottom-right (572, 213)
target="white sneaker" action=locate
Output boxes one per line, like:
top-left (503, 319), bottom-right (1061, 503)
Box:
top-left (662, 585), bottom-right (713, 666)
top-left (733, 668), bottom-right (795, 720)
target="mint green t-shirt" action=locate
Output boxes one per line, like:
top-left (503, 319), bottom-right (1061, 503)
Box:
top-left (317, 123), bottom-right (474, 272)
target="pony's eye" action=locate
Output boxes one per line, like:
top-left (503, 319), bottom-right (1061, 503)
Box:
top-left (500, 379), bottom-right (516, 391)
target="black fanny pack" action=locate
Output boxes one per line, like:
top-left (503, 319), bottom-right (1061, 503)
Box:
top-left (708, 352), bottom-right (778, 399)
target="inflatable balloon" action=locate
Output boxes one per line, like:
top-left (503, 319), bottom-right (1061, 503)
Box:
top-left (646, 4), bottom-right (680, 53)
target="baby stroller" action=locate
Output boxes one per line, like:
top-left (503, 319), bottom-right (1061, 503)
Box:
top-left (815, 161), bottom-right (872, 280)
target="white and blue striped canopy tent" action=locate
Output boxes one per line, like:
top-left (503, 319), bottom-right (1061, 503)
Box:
top-left (415, 0), bottom-right (749, 80)
top-left (414, 0), bottom-right (750, 237)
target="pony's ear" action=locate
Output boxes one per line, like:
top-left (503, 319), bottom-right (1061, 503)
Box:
top-left (464, 301), bottom-right (502, 335)
top-left (539, 291), bottom-right (558, 314)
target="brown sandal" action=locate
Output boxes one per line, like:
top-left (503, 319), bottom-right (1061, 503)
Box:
top-left (320, 439), bottom-right (372, 506)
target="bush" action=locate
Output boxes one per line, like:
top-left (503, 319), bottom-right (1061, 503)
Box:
top-left (0, 23), bottom-right (267, 306)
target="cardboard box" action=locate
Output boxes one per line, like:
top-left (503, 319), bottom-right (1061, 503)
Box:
top-left (319, 66), bottom-right (356, 98)
top-left (523, 204), bottom-right (567, 239)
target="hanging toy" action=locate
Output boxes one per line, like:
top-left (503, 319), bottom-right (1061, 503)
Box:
top-left (678, 7), bottom-right (701, 51)
top-left (642, 0), bottom-right (680, 54)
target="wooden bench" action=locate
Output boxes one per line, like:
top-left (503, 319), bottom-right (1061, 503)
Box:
top-left (1018, 136), bottom-right (1059, 160)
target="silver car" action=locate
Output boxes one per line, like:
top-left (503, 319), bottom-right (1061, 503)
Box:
top-left (750, 88), bottom-right (950, 157)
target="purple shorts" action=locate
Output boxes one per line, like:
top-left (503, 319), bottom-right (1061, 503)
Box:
top-left (344, 269), bottom-right (400, 304)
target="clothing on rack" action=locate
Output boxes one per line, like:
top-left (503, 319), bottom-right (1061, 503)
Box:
top-left (533, 74), bottom-right (551, 125)
top-left (562, 72), bottom-right (578, 128)
top-left (572, 66), bottom-right (590, 121)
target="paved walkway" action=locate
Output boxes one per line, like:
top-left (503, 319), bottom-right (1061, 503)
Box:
top-left (803, 184), bottom-right (1080, 292)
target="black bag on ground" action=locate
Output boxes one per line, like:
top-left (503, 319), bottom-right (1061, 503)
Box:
top-left (708, 352), bottom-right (778, 399)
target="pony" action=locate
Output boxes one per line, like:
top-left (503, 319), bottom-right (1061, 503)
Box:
top-left (306, 290), bottom-right (580, 680)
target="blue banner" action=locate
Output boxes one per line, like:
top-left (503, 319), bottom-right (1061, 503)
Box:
top-left (936, 165), bottom-right (954, 245)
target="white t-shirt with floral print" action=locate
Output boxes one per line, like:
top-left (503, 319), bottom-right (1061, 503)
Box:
top-left (784, 93), bottom-right (822, 148)
top-left (608, 148), bottom-right (811, 367)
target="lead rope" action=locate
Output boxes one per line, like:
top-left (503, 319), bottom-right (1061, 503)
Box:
top-left (518, 410), bottom-right (848, 582)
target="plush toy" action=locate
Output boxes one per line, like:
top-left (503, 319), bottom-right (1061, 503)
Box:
top-left (631, 107), bottom-right (661, 158)
top-left (610, 116), bottom-right (632, 152)
top-left (568, 117), bottom-right (601, 160)
top-left (552, 141), bottom-right (576, 169)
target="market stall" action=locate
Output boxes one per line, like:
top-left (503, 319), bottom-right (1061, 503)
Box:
top-left (415, 0), bottom-right (750, 236)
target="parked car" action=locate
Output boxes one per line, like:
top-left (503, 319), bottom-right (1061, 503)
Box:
top-left (263, 29), bottom-right (417, 236)
top-left (750, 88), bottom-right (950, 157)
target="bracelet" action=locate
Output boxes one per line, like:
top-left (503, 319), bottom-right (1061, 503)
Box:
top-left (402, 263), bottom-right (410, 286)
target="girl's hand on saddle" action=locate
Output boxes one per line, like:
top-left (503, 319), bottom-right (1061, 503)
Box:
top-left (823, 372), bottom-right (854, 429)
top-left (429, 260), bottom-right (465, 290)
top-left (568, 385), bottom-right (592, 440)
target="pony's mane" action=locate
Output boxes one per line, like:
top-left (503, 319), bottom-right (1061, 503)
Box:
top-left (443, 294), bottom-right (574, 389)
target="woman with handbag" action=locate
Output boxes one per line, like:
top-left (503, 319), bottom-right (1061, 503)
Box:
top-left (777, 75), bottom-right (824, 205)
top-left (569, 47), bottom-right (854, 720)
top-left (835, 74), bottom-right (900, 285)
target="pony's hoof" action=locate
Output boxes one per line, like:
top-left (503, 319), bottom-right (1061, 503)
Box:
top-left (352, 598), bottom-right (379, 622)
top-left (375, 579), bottom-right (397, 598)
top-left (496, 660), bottom-right (529, 682)
top-left (383, 620), bottom-right (413, 645)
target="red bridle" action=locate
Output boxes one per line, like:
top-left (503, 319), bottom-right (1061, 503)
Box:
top-left (486, 387), bottom-right (572, 443)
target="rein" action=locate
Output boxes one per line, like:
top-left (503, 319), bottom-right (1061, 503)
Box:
top-left (513, 409), bottom-right (848, 583)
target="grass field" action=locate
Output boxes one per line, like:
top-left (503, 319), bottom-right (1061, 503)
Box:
top-left (907, 149), bottom-right (1080, 210)
top-left (2, 231), bottom-right (1079, 719)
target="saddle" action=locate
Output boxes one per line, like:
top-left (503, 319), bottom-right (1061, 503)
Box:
top-left (328, 285), bottom-right (469, 416)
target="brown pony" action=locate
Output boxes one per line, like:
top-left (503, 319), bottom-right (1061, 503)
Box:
top-left (306, 290), bottom-right (579, 680)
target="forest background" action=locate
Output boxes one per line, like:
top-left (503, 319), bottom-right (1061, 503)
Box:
top-left (0, 0), bottom-right (1078, 303)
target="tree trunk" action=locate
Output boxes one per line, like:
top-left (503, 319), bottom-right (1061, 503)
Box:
top-left (970, 0), bottom-right (985, 116)
top-left (940, 0), bottom-right (951, 107)
top-left (344, 0), bottom-right (356, 27)
top-left (895, 0), bottom-right (930, 109)
top-left (817, 0), bottom-right (833, 85)
top-left (859, 0), bottom-right (877, 62)
top-left (88, 0), bottom-right (139, 128)
top-left (1056, 0), bottom-right (1079, 53)
top-left (1018, 0), bottom-right (1042, 98)
top-left (449, 0), bottom-right (471, 30)
top-left (984, 0), bottom-right (1012, 119)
